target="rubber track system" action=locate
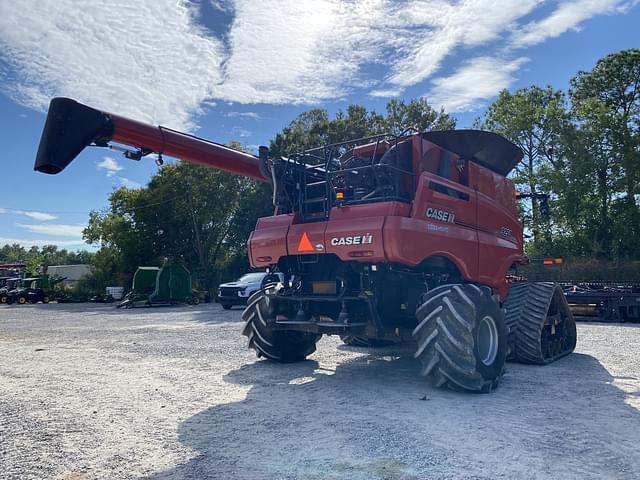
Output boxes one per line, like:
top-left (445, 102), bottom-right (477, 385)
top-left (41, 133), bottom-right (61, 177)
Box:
top-left (504, 282), bottom-right (577, 364)
top-left (241, 285), bottom-right (320, 363)
top-left (412, 284), bottom-right (507, 393)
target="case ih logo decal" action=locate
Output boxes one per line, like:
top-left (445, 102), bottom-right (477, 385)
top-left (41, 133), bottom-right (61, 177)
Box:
top-left (330, 234), bottom-right (373, 246)
top-left (426, 207), bottom-right (455, 223)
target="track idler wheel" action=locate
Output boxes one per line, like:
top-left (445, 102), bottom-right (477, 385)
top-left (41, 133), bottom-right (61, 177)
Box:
top-left (241, 284), bottom-right (320, 363)
top-left (504, 282), bottom-right (577, 364)
top-left (412, 284), bottom-right (507, 393)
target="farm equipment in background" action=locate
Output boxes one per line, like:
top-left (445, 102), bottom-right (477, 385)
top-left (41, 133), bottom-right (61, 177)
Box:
top-left (5, 274), bottom-right (66, 305)
top-left (33, 97), bottom-right (577, 392)
top-left (0, 263), bottom-right (27, 277)
top-left (0, 277), bottom-right (22, 303)
top-left (117, 264), bottom-right (199, 308)
top-left (87, 293), bottom-right (115, 303)
top-left (563, 282), bottom-right (640, 322)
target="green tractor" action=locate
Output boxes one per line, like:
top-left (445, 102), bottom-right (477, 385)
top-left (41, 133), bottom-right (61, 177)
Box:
top-left (0, 277), bottom-right (23, 304)
top-left (6, 274), bottom-right (65, 305)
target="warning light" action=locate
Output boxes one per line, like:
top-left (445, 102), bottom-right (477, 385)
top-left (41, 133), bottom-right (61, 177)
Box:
top-left (336, 191), bottom-right (344, 199)
top-left (542, 258), bottom-right (564, 265)
top-left (348, 250), bottom-right (374, 258)
top-left (297, 232), bottom-right (315, 252)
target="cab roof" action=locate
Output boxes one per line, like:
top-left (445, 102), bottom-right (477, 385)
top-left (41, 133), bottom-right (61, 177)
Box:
top-left (422, 130), bottom-right (523, 176)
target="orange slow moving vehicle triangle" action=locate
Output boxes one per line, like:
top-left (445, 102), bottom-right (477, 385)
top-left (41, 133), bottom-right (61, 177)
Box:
top-left (297, 232), bottom-right (315, 252)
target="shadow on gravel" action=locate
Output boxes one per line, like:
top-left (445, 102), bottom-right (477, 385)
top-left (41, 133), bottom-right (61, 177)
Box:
top-left (148, 349), bottom-right (640, 480)
top-left (190, 305), bottom-right (244, 325)
top-left (11, 302), bottom-right (233, 319)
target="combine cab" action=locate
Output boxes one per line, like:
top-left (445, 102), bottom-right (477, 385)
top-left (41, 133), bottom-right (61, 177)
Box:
top-left (33, 98), bottom-right (577, 392)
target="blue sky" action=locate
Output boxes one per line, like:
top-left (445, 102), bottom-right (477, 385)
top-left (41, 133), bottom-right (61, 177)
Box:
top-left (0, 0), bottom-right (638, 250)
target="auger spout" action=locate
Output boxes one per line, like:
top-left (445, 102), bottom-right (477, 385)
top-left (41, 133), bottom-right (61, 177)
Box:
top-left (34, 97), bottom-right (269, 182)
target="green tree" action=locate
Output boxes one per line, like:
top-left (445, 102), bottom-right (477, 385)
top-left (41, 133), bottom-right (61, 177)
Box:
top-left (568, 48), bottom-right (640, 258)
top-left (384, 98), bottom-right (455, 134)
top-left (0, 243), bottom-right (93, 272)
top-left (84, 145), bottom-right (271, 291)
top-left (270, 98), bottom-right (454, 158)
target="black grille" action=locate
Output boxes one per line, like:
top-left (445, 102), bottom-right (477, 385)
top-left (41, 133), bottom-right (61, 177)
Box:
top-left (219, 287), bottom-right (240, 297)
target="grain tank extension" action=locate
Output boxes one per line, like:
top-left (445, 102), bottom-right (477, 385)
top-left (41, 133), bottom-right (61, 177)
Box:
top-left (34, 97), bottom-right (576, 392)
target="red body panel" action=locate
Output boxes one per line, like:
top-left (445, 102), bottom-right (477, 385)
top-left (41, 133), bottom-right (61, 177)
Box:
top-left (248, 215), bottom-right (294, 265)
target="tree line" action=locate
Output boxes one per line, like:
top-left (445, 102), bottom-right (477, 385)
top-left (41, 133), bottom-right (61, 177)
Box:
top-left (478, 49), bottom-right (639, 260)
top-left (2, 48), bottom-right (638, 292)
top-left (0, 244), bottom-right (92, 273)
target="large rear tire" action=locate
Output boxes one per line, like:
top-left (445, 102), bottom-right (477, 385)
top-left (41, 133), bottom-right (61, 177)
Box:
top-left (412, 284), bottom-right (507, 393)
top-left (241, 286), bottom-right (320, 363)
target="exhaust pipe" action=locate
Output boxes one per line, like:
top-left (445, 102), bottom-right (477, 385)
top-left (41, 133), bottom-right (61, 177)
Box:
top-left (34, 98), bottom-right (113, 174)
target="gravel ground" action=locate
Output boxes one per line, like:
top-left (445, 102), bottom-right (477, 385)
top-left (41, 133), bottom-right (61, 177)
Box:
top-left (1, 303), bottom-right (639, 480)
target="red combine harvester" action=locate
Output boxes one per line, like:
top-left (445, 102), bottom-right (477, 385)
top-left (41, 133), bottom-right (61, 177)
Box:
top-left (34, 98), bottom-right (576, 392)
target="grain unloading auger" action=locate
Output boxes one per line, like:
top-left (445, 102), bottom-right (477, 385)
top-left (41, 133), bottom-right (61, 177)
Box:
top-left (35, 97), bottom-right (576, 392)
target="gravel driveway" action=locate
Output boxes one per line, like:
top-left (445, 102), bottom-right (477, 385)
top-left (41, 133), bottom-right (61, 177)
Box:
top-left (1, 303), bottom-right (639, 480)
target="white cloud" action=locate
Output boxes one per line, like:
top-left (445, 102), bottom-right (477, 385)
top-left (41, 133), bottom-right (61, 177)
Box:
top-left (119, 177), bottom-right (142, 189)
top-left (0, 208), bottom-right (57, 220)
top-left (427, 57), bottom-right (529, 112)
top-left (16, 211), bottom-right (57, 221)
top-left (381, 0), bottom-right (539, 90)
top-left (17, 223), bottom-right (85, 237)
top-left (210, 0), bottom-right (234, 13)
top-left (513, 0), bottom-right (636, 47)
top-left (231, 126), bottom-right (252, 138)
top-left (0, 237), bottom-right (87, 248)
top-left (368, 88), bottom-right (403, 98)
top-left (97, 157), bottom-right (124, 177)
top-left (0, 0), bottom-right (635, 121)
top-left (208, 0), bottom-right (388, 104)
top-left (0, 0), bottom-right (224, 131)
top-left (225, 111), bottom-right (262, 119)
